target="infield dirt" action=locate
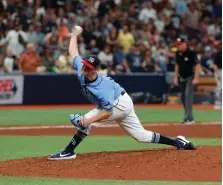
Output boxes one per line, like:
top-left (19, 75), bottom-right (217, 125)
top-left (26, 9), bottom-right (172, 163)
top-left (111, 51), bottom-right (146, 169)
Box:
top-left (0, 146), bottom-right (221, 182)
top-left (0, 124), bottom-right (221, 182)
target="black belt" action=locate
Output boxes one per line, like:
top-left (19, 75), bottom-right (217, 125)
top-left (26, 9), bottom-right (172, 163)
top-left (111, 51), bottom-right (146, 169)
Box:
top-left (121, 91), bottom-right (126, 96)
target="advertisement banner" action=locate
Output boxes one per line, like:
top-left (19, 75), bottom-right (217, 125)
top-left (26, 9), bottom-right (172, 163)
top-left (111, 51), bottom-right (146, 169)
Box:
top-left (0, 76), bottom-right (24, 104)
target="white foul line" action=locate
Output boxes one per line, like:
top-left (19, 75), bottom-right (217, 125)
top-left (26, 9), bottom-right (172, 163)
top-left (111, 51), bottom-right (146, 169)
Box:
top-left (0, 122), bottom-right (221, 130)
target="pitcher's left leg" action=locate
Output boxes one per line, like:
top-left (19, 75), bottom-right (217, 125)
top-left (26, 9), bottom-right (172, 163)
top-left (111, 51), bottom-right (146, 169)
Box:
top-left (118, 109), bottom-right (196, 150)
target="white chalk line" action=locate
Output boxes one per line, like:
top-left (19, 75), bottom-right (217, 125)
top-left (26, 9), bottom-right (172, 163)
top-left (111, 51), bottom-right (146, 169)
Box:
top-left (0, 122), bottom-right (221, 130)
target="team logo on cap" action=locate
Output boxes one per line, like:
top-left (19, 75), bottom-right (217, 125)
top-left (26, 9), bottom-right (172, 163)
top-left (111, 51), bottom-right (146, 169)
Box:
top-left (88, 57), bottom-right (95, 63)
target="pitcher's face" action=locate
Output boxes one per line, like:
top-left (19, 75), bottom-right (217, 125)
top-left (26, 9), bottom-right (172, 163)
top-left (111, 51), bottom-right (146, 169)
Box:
top-left (81, 65), bottom-right (94, 77)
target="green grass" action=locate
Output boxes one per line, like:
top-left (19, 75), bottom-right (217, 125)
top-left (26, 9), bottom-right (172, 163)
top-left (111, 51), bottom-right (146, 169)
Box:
top-left (0, 136), bottom-right (221, 161)
top-left (0, 108), bottom-right (221, 125)
top-left (0, 176), bottom-right (221, 185)
top-left (0, 108), bottom-right (221, 185)
top-left (0, 136), bottom-right (221, 185)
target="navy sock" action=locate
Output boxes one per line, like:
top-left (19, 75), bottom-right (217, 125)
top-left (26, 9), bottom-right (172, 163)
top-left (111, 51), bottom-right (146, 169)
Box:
top-left (158, 135), bottom-right (177, 147)
top-left (151, 132), bottom-right (177, 147)
top-left (65, 130), bottom-right (87, 152)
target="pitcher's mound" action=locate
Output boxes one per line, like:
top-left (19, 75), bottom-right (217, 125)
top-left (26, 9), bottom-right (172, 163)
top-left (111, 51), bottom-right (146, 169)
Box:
top-left (0, 146), bottom-right (221, 182)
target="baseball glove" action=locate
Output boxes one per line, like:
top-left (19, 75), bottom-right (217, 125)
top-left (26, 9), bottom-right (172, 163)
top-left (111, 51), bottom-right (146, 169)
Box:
top-left (69, 114), bottom-right (87, 129)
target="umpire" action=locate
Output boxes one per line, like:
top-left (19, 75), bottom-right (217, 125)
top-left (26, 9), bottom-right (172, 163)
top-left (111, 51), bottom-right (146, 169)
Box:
top-left (174, 37), bottom-right (201, 124)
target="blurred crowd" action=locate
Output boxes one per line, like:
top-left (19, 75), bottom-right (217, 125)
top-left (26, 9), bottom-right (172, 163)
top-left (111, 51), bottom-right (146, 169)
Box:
top-left (0, 0), bottom-right (222, 75)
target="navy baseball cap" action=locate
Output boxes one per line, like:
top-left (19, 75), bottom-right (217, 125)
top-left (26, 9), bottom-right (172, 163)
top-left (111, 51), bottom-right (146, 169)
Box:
top-left (82, 55), bottom-right (100, 69)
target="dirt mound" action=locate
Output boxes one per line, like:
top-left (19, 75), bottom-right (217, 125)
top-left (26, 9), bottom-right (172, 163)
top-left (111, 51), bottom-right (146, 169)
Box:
top-left (0, 146), bottom-right (221, 182)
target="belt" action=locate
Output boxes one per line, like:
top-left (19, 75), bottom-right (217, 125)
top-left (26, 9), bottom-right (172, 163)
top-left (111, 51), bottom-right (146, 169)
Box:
top-left (121, 91), bottom-right (126, 96)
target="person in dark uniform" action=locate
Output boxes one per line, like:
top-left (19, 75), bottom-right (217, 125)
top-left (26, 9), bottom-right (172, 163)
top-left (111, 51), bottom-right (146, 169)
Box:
top-left (213, 40), bottom-right (222, 109)
top-left (174, 37), bottom-right (201, 124)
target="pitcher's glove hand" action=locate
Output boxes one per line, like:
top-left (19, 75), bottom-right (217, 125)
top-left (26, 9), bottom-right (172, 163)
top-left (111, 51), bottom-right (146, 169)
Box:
top-left (69, 114), bottom-right (87, 129)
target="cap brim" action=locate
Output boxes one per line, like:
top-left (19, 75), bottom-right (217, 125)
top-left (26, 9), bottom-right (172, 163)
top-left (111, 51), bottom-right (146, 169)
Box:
top-left (81, 60), bottom-right (95, 69)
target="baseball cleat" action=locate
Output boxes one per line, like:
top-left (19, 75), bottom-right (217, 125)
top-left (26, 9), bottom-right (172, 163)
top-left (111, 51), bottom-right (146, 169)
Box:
top-left (48, 149), bottom-right (76, 160)
top-left (181, 119), bottom-right (195, 125)
top-left (175, 136), bottom-right (196, 150)
top-left (180, 119), bottom-right (186, 124)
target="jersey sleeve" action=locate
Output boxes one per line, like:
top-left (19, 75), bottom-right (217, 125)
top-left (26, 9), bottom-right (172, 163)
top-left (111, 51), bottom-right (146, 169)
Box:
top-left (72, 56), bottom-right (82, 74)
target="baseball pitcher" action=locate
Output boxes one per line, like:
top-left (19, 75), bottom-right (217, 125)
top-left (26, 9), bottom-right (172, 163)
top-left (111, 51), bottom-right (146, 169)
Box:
top-left (48, 26), bottom-right (196, 160)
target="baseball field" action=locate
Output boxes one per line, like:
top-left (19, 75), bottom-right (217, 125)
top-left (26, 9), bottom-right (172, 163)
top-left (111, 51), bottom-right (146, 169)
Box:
top-left (0, 104), bottom-right (221, 185)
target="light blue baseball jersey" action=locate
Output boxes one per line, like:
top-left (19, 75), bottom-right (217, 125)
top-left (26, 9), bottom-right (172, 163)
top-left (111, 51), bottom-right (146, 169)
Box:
top-left (73, 56), bottom-right (124, 110)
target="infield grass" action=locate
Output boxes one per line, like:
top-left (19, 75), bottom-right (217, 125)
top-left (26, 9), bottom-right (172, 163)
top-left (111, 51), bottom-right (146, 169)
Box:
top-left (0, 108), bottom-right (221, 125)
top-left (0, 176), bottom-right (221, 185)
top-left (0, 136), bottom-right (221, 161)
top-left (0, 107), bottom-right (221, 185)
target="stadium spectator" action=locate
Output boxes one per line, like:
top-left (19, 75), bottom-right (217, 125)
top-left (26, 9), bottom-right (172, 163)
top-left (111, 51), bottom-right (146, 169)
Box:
top-left (142, 50), bottom-right (161, 73)
top-left (98, 45), bottom-right (113, 67)
top-left (26, 23), bottom-right (36, 44)
top-left (207, 18), bottom-right (221, 37)
top-left (118, 25), bottom-right (135, 53)
top-left (97, 0), bottom-right (111, 18)
top-left (3, 49), bottom-right (15, 73)
top-left (26, 0), bottom-right (34, 19)
top-left (114, 45), bottom-right (131, 73)
top-left (106, 27), bottom-right (119, 52)
top-left (82, 20), bottom-right (93, 46)
top-left (41, 48), bottom-right (55, 72)
top-left (86, 39), bottom-right (100, 56)
top-left (57, 20), bottom-right (70, 41)
top-left (18, 43), bottom-right (42, 73)
top-left (114, 64), bottom-right (124, 74)
top-left (35, 0), bottom-right (46, 19)
top-left (0, 0), bottom-right (221, 75)
top-left (44, 13), bottom-right (57, 34)
top-left (156, 51), bottom-right (168, 73)
top-left (56, 7), bottom-right (68, 26)
top-left (175, 0), bottom-right (187, 16)
top-left (0, 23), bottom-right (27, 57)
top-left (126, 44), bottom-right (144, 72)
top-left (53, 48), bottom-right (73, 73)
top-left (184, 2), bottom-right (201, 30)
top-left (154, 13), bottom-right (165, 34)
top-left (200, 46), bottom-right (215, 75)
top-left (66, 13), bottom-right (77, 31)
top-left (213, 0), bottom-right (222, 19)
top-left (44, 31), bottom-right (61, 59)
top-left (35, 23), bottom-right (45, 54)
top-left (138, 2), bottom-right (157, 23)
top-left (0, 55), bottom-right (8, 75)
